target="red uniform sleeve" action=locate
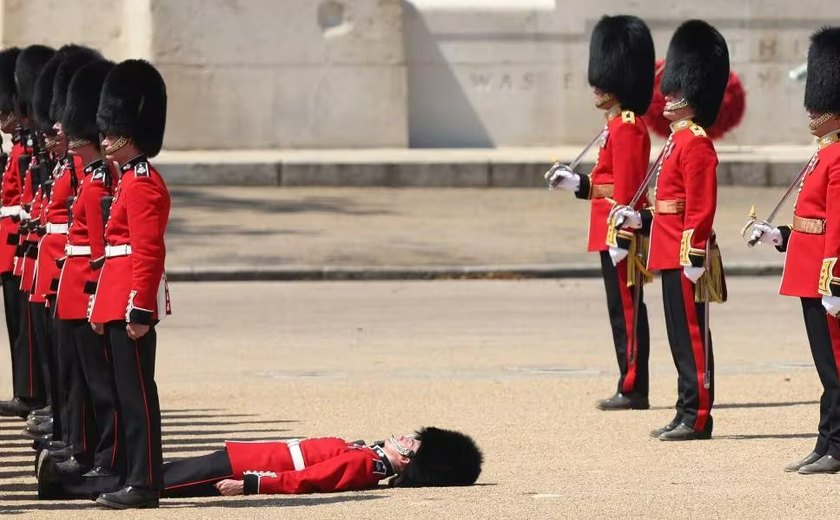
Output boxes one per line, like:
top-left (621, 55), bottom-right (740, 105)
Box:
top-left (611, 121), bottom-right (650, 248)
top-left (125, 176), bottom-right (166, 323)
top-left (3, 148), bottom-right (21, 206)
top-left (83, 178), bottom-right (110, 264)
top-left (820, 160), bottom-right (840, 297)
top-left (243, 451), bottom-right (381, 495)
top-left (679, 136), bottom-right (718, 267)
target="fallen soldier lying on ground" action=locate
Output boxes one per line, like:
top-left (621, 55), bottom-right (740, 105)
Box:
top-left (37, 426), bottom-right (483, 507)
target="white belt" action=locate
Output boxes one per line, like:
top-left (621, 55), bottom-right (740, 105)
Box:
top-left (46, 223), bottom-right (69, 234)
top-left (65, 244), bottom-right (91, 256)
top-left (0, 205), bottom-right (21, 217)
top-left (105, 245), bottom-right (132, 258)
top-left (286, 440), bottom-right (306, 471)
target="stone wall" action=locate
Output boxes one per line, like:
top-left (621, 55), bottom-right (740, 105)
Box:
top-left (1, 1), bottom-right (838, 148)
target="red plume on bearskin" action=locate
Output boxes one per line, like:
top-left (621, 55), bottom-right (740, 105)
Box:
top-left (643, 59), bottom-right (746, 140)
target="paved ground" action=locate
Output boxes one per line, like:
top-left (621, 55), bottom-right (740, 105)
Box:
top-left (168, 186), bottom-right (786, 272)
top-left (0, 278), bottom-right (834, 519)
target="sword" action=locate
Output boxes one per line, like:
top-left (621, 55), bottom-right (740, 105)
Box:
top-left (610, 139), bottom-right (670, 229)
top-left (742, 153), bottom-right (816, 246)
top-left (546, 128), bottom-right (607, 189)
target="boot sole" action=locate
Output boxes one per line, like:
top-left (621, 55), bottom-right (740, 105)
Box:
top-left (96, 497), bottom-right (159, 509)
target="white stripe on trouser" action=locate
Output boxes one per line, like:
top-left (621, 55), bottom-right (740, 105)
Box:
top-left (286, 440), bottom-right (305, 470)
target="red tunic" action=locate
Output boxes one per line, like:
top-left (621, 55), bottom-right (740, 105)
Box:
top-left (19, 185), bottom-right (43, 298)
top-left (56, 160), bottom-right (117, 320)
top-left (647, 120), bottom-right (719, 271)
top-left (225, 437), bottom-right (388, 494)
top-left (90, 156), bottom-right (170, 324)
top-left (780, 140), bottom-right (840, 298)
top-left (0, 141), bottom-right (25, 274)
top-left (576, 110), bottom-right (651, 252)
top-left (34, 156), bottom-right (84, 302)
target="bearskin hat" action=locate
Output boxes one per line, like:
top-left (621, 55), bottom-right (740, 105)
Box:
top-left (31, 52), bottom-right (64, 132)
top-left (15, 45), bottom-right (55, 117)
top-left (804, 27), bottom-right (840, 114)
top-left (660, 20), bottom-right (730, 128)
top-left (50, 46), bottom-right (102, 124)
top-left (0, 48), bottom-right (21, 114)
top-left (97, 59), bottom-right (167, 157)
top-left (390, 427), bottom-right (483, 487)
top-left (588, 15), bottom-right (655, 114)
top-left (62, 60), bottom-right (114, 143)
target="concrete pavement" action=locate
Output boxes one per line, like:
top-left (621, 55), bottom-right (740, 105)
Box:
top-left (166, 186), bottom-right (788, 280)
top-left (0, 278), bottom-right (829, 518)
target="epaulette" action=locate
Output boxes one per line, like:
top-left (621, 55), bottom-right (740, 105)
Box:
top-left (621, 110), bottom-right (636, 124)
top-left (134, 162), bottom-right (150, 178)
top-left (689, 123), bottom-right (707, 137)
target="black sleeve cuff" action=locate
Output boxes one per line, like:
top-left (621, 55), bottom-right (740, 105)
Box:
top-left (83, 281), bottom-right (98, 295)
top-left (128, 307), bottom-right (153, 325)
top-left (615, 231), bottom-right (633, 250)
top-left (776, 225), bottom-right (791, 253)
top-left (89, 257), bottom-right (105, 271)
top-left (831, 281), bottom-right (840, 298)
top-left (49, 278), bottom-right (59, 292)
top-left (640, 208), bottom-right (654, 236)
top-left (574, 174), bottom-right (592, 200)
top-left (54, 257), bottom-right (66, 269)
top-left (243, 473), bottom-right (260, 495)
top-left (688, 252), bottom-right (706, 268)
top-left (6, 233), bottom-right (18, 246)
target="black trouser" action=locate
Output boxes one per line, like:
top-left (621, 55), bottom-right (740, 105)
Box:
top-left (31, 302), bottom-right (61, 437)
top-left (41, 449), bottom-right (232, 500)
top-left (57, 318), bottom-right (117, 467)
top-left (661, 269), bottom-right (714, 431)
top-left (108, 321), bottom-right (162, 490)
top-left (599, 251), bottom-right (650, 397)
top-left (2, 273), bottom-right (21, 380)
top-left (11, 293), bottom-right (45, 403)
top-left (801, 298), bottom-right (840, 458)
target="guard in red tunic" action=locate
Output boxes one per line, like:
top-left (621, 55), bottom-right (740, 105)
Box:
top-left (0, 46), bottom-right (28, 414)
top-left (750, 27), bottom-right (840, 474)
top-left (29, 47), bottom-right (106, 470)
top-left (88, 59), bottom-right (170, 509)
top-left (52, 58), bottom-right (122, 479)
top-left (37, 427), bottom-right (483, 501)
top-left (0, 45), bottom-right (55, 418)
top-left (545, 15), bottom-right (655, 410)
top-left (613, 20), bottom-right (729, 441)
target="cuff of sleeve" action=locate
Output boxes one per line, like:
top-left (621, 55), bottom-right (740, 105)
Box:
top-left (615, 230), bottom-right (634, 250)
top-left (680, 229), bottom-right (706, 267)
top-left (776, 225), bottom-right (792, 253)
top-left (89, 256), bottom-right (105, 271)
top-left (640, 208), bottom-right (654, 235)
top-left (243, 473), bottom-right (260, 495)
top-left (83, 280), bottom-right (97, 295)
top-left (126, 290), bottom-right (153, 325)
top-left (819, 258), bottom-right (840, 296)
top-left (574, 174), bottom-right (592, 200)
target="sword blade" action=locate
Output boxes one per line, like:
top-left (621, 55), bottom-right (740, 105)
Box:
top-left (764, 153), bottom-right (815, 224)
top-left (567, 128), bottom-right (607, 171)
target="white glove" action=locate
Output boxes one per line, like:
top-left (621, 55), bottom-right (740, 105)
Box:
top-left (19, 210), bottom-right (30, 221)
top-left (608, 246), bottom-right (628, 266)
top-left (545, 163), bottom-right (580, 192)
top-left (749, 222), bottom-right (782, 246)
top-left (823, 295), bottom-right (840, 316)
top-left (683, 266), bottom-right (705, 283)
top-left (609, 206), bottom-right (642, 229)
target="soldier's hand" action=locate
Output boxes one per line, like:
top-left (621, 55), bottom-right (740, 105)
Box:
top-left (126, 323), bottom-right (150, 339)
top-left (822, 296), bottom-right (840, 317)
top-left (683, 266), bottom-right (705, 284)
top-left (608, 246), bottom-right (629, 266)
top-left (215, 479), bottom-right (244, 496)
top-left (749, 223), bottom-right (782, 246)
top-left (610, 206), bottom-right (642, 229)
top-left (545, 163), bottom-right (579, 191)
top-left (91, 322), bottom-right (104, 335)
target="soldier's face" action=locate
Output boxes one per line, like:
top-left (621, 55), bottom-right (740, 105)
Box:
top-left (45, 122), bottom-right (66, 156)
top-left (101, 134), bottom-right (139, 164)
top-left (383, 435), bottom-right (422, 472)
top-left (808, 110), bottom-right (840, 136)
top-left (662, 92), bottom-right (694, 122)
top-left (592, 88), bottom-right (616, 110)
top-left (0, 111), bottom-right (17, 133)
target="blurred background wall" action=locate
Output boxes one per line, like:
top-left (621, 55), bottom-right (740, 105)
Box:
top-left (2, 0), bottom-right (836, 150)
